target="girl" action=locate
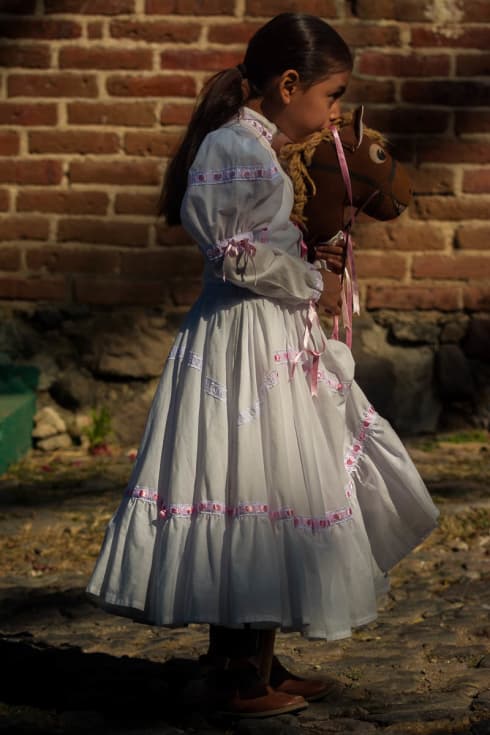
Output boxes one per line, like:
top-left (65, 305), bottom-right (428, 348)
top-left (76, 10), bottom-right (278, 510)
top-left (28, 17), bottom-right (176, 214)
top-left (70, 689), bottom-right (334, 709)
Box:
top-left (87, 13), bottom-right (439, 719)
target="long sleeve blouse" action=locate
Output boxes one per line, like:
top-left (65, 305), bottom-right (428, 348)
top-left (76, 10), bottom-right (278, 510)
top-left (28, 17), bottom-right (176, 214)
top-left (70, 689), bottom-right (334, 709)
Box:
top-left (180, 107), bottom-right (323, 306)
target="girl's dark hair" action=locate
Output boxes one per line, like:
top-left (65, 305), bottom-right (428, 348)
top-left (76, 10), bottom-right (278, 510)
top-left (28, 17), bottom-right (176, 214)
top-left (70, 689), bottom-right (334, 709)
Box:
top-left (159, 13), bottom-right (352, 225)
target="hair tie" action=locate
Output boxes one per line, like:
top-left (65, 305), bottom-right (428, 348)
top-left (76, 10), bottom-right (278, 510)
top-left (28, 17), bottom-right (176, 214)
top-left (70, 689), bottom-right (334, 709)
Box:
top-left (236, 63), bottom-right (247, 79)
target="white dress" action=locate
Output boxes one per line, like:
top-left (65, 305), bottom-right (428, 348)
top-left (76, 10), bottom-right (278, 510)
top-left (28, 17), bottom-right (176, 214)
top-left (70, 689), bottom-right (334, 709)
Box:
top-left (86, 107), bottom-right (439, 640)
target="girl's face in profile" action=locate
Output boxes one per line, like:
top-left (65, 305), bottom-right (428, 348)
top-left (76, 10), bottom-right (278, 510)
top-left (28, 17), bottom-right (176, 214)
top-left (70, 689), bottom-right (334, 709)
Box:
top-left (276, 70), bottom-right (351, 143)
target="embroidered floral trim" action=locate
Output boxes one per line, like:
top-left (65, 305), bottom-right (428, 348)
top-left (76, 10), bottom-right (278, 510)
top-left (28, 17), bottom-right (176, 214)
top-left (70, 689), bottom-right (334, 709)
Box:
top-left (187, 351), bottom-right (202, 371)
top-left (204, 376), bottom-right (227, 402)
top-left (237, 369), bottom-right (279, 426)
top-left (344, 405), bottom-right (378, 475)
top-left (168, 345), bottom-right (203, 372)
top-left (126, 487), bottom-right (353, 532)
top-left (240, 115), bottom-right (274, 143)
top-left (189, 164), bottom-right (279, 187)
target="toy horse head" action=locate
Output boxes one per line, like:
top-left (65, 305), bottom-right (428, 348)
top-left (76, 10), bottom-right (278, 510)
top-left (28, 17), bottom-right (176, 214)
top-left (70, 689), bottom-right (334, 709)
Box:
top-left (282, 106), bottom-right (412, 248)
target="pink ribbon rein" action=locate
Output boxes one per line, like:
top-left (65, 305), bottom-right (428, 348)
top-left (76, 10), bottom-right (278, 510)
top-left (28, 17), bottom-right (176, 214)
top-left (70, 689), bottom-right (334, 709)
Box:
top-left (329, 125), bottom-right (362, 349)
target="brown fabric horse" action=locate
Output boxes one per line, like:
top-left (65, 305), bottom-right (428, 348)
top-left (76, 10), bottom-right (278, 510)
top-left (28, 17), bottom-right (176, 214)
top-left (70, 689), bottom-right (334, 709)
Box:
top-left (282, 106), bottom-right (411, 244)
top-left (281, 107), bottom-right (411, 322)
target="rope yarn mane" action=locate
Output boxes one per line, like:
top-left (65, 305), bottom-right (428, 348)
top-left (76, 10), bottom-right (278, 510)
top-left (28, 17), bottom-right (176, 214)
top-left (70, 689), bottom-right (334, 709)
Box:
top-left (280, 113), bottom-right (388, 226)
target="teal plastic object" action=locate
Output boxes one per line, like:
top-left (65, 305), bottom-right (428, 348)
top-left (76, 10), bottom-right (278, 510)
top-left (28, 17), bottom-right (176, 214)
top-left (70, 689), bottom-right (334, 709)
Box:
top-left (0, 365), bottom-right (40, 475)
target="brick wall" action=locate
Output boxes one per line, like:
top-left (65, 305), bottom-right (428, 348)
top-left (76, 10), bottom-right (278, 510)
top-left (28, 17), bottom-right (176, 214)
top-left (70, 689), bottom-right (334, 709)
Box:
top-left (0, 0), bottom-right (489, 314)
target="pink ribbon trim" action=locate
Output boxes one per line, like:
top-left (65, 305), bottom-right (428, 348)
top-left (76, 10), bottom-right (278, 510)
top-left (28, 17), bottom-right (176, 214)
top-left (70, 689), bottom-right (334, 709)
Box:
top-left (291, 301), bottom-right (326, 396)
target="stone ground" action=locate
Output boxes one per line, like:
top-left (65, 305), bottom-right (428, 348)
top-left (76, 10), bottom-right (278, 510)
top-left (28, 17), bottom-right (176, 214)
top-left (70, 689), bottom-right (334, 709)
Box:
top-left (0, 435), bottom-right (489, 735)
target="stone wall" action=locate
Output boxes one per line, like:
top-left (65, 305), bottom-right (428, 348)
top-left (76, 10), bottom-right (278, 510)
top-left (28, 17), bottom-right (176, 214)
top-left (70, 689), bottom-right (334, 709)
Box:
top-left (0, 0), bottom-right (489, 440)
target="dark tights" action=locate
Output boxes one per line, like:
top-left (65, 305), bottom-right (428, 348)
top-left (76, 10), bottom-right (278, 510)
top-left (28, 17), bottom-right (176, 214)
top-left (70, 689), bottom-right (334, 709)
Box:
top-left (208, 625), bottom-right (260, 659)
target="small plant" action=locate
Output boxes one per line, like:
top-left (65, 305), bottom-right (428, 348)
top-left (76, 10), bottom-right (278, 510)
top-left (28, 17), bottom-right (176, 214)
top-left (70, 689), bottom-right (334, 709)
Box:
top-left (83, 406), bottom-right (113, 456)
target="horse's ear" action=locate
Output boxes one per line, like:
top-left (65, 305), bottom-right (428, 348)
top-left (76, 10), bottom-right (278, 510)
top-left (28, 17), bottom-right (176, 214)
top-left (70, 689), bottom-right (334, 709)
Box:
top-left (353, 105), bottom-right (364, 149)
top-left (339, 105), bottom-right (364, 152)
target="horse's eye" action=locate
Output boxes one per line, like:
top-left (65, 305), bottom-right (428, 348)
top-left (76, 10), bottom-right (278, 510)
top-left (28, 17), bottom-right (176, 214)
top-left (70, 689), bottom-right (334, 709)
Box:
top-left (369, 144), bottom-right (386, 164)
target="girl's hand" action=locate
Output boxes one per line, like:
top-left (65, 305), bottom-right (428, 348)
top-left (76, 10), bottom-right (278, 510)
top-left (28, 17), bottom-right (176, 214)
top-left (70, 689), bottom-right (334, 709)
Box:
top-left (313, 240), bottom-right (346, 275)
top-left (317, 270), bottom-right (343, 316)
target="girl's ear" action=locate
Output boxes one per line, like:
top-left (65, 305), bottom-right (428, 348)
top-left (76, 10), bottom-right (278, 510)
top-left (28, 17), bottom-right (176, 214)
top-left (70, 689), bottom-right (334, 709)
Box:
top-left (278, 69), bottom-right (300, 103)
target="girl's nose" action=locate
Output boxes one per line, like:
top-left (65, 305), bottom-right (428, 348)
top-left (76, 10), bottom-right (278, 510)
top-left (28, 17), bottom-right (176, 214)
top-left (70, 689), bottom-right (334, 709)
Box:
top-left (329, 99), bottom-right (342, 121)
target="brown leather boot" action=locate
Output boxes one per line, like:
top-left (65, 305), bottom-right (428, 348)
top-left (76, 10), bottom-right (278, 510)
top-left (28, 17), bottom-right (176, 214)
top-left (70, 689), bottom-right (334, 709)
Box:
top-left (270, 655), bottom-right (333, 702)
top-left (212, 659), bottom-right (308, 718)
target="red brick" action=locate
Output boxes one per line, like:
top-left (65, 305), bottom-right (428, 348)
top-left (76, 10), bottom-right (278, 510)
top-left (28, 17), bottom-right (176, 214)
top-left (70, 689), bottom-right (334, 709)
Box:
top-left (45, 0), bottom-right (134, 12)
top-left (17, 190), bottom-right (109, 215)
top-left (0, 277), bottom-right (66, 302)
top-left (464, 286), bottom-right (490, 311)
top-left (0, 44), bottom-right (51, 68)
top-left (412, 196), bottom-right (489, 221)
top-left (208, 22), bottom-right (262, 44)
top-left (461, 1), bottom-right (490, 21)
top-left (0, 191), bottom-right (9, 211)
top-left (0, 132), bottom-right (20, 156)
top-left (0, 0), bottom-right (36, 12)
top-left (358, 52), bottom-right (450, 77)
top-left (0, 247), bottom-right (21, 271)
top-left (160, 102), bottom-right (194, 126)
top-left (352, 0), bottom-right (427, 20)
top-left (161, 50), bottom-right (242, 72)
top-left (114, 192), bottom-right (158, 215)
top-left (26, 247), bottom-right (121, 274)
top-left (0, 216), bottom-right (50, 241)
top-left (170, 279), bottom-right (201, 306)
top-left (73, 276), bottom-right (166, 306)
top-left (29, 131), bottom-right (119, 155)
top-left (58, 218), bottom-right (149, 247)
top-left (413, 254), bottom-right (490, 280)
top-left (70, 160), bottom-right (160, 185)
top-left (0, 160), bottom-right (62, 185)
top-left (67, 101), bottom-right (155, 127)
top-left (411, 27), bottom-right (490, 49)
top-left (384, 137), bottom-right (416, 164)
top-left (146, 0), bottom-right (234, 13)
top-left (110, 20), bottom-right (200, 43)
top-left (334, 23), bottom-right (400, 48)
top-left (60, 47), bottom-right (152, 70)
top-left (455, 111), bottom-right (490, 135)
top-left (456, 54), bottom-right (490, 77)
top-left (355, 253), bottom-right (407, 279)
top-left (402, 81), bottom-right (489, 107)
top-left (120, 247), bottom-right (202, 278)
top-left (8, 73), bottom-right (98, 98)
top-left (417, 140), bottom-right (490, 164)
top-left (107, 74), bottom-right (195, 97)
top-left (0, 20), bottom-right (81, 40)
top-left (344, 79), bottom-right (395, 104)
top-left (408, 166), bottom-right (455, 195)
top-left (0, 103), bottom-right (57, 126)
top-left (463, 169), bottom-right (490, 194)
top-left (365, 108), bottom-right (449, 135)
top-left (246, 0), bottom-right (336, 15)
top-left (366, 285), bottom-right (460, 310)
top-left (123, 132), bottom-right (179, 157)
top-left (456, 225), bottom-right (490, 251)
top-left (354, 221), bottom-right (447, 251)
top-left (87, 22), bottom-right (104, 39)
top-left (155, 222), bottom-right (192, 247)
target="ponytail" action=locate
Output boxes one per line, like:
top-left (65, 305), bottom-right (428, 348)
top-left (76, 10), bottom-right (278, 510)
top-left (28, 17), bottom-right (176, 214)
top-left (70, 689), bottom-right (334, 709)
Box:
top-left (159, 67), bottom-right (245, 225)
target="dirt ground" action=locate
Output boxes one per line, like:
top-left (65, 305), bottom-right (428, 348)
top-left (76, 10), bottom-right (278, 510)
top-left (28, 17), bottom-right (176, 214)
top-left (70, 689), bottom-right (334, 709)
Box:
top-left (0, 434), bottom-right (489, 735)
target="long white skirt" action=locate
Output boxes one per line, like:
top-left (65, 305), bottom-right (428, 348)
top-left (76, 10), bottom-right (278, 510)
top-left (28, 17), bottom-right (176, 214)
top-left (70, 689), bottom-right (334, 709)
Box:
top-left (86, 280), bottom-right (439, 640)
